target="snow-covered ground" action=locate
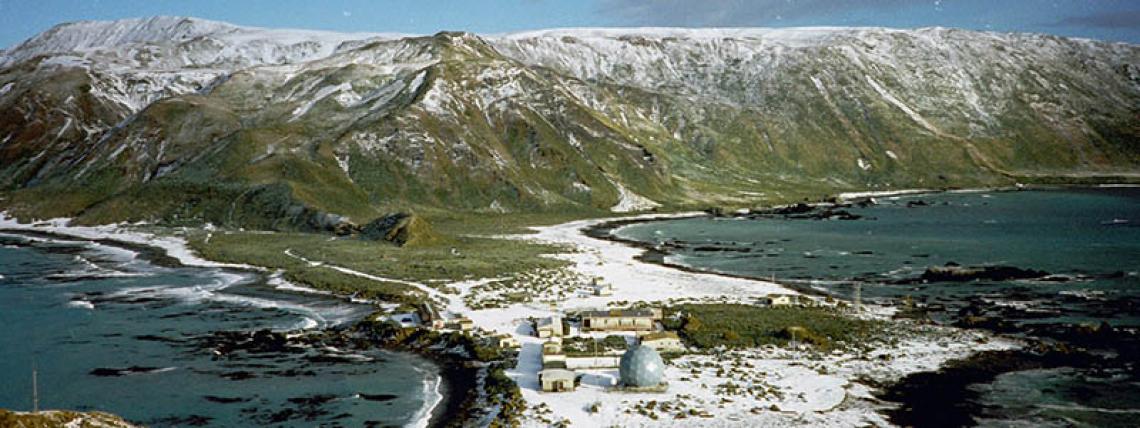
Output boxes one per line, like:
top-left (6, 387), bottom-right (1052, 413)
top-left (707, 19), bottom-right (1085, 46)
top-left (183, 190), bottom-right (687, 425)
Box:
top-left (443, 213), bottom-right (1021, 427)
top-left (516, 213), bottom-right (790, 304)
top-left (834, 189), bottom-right (937, 202)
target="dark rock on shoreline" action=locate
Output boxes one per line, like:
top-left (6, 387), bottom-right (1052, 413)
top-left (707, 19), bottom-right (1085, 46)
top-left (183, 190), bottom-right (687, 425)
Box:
top-left (134, 334), bottom-right (183, 344)
top-left (773, 203), bottom-right (815, 215)
top-left (201, 329), bottom-right (295, 357)
top-left (89, 366), bottom-right (170, 377)
top-left (351, 319), bottom-right (525, 427)
top-left (358, 393), bottom-right (399, 402)
top-left (878, 347), bottom-right (1104, 428)
top-left (900, 263), bottom-right (1051, 284)
top-left (747, 203), bottom-right (866, 221)
top-left (251, 394), bottom-right (339, 424)
top-left (202, 395), bottom-right (250, 404)
top-left (146, 414), bottom-right (212, 426)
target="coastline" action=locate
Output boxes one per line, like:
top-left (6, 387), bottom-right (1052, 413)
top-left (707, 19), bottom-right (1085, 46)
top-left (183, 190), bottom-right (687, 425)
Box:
top-left (7, 184), bottom-right (1124, 426)
top-left (0, 215), bottom-right (259, 271)
top-left (578, 184), bottom-right (1054, 295)
top-left (580, 216), bottom-right (840, 298)
top-left (558, 185), bottom-right (1140, 426)
top-left (584, 184), bottom-right (1139, 292)
top-left (0, 214), bottom-right (461, 428)
top-left (490, 209), bottom-right (1022, 426)
top-left (564, 187), bottom-right (991, 299)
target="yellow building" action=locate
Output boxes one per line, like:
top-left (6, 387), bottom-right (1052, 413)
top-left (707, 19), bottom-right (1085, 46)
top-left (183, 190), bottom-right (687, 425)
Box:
top-left (451, 318), bottom-right (475, 331)
top-left (538, 369), bottom-right (577, 392)
top-left (542, 339), bottom-right (563, 355)
top-left (495, 334), bottom-right (520, 349)
top-left (759, 294), bottom-right (815, 307)
top-left (640, 331), bottom-right (684, 353)
top-left (581, 309), bottom-right (656, 332)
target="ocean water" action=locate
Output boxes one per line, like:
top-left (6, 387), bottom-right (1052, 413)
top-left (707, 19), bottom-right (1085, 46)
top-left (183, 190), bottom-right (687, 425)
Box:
top-left (0, 233), bottom-right (438, 427)
top-left (614, 188), bottom-right (1140, 426)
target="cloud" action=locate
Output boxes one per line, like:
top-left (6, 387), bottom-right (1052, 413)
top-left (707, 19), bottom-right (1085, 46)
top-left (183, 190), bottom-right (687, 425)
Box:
top-left (1051, 9), bottom-right (1140, 29)
top-left (595, 0), bottom-right (913, 27)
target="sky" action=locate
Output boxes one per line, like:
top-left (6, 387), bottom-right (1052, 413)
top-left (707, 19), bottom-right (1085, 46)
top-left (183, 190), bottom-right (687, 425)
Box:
top-left (0, 0), bottom-right (1137, 49)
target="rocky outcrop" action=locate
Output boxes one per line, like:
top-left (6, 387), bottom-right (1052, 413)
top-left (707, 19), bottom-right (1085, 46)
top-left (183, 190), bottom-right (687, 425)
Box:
top-left (919, 263), bottom-right (1050, 283)
top-left (359, 213), bottom-right (440, 247)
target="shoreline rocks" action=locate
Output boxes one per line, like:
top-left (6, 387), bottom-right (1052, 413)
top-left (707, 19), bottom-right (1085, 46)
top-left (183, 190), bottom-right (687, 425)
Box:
top-left (917, 263), bottom-right (1050, 283)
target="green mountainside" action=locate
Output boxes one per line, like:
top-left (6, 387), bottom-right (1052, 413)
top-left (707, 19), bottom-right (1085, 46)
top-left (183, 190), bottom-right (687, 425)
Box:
top-left (1, 18), bottom-right (1137, 230)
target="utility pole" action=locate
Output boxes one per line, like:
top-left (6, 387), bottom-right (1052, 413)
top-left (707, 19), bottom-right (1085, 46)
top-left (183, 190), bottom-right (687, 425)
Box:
top-left (32, 361), bottom-right (39, 414)
top-left (593, 337), bottom-right (599, 368)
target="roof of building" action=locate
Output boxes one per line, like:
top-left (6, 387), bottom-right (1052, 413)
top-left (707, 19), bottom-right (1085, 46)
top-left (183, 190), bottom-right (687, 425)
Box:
top-left (581, 309), bottom-right (655, 318)
top-left (536, 316), bottom-right (562, 327)
top-left (641, 331), bottom-right (681, 342)
top-left (539, 369), bottom-right (576, 381)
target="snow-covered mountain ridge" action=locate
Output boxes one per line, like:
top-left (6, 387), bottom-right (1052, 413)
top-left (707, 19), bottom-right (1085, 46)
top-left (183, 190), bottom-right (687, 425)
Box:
top-left (0, 16), bottom-right (405, 70)
top-left (0, 17), bottom-right (1136, 230)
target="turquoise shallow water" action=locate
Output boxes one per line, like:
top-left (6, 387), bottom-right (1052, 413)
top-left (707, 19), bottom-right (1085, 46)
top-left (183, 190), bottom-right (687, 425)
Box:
top-left (615, 188), bottom-right (1140, 426)
top-left (0, 233), bottom-right (435, 427)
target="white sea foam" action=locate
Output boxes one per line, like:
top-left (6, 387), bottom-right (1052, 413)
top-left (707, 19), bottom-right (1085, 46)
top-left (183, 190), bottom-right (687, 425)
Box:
top-left (267, 270), bottom-right (332, 296)
top-left (0, 217), bottom-right (366, 331)
top-left (1036, 404), bottom-right (1140, 414)
top-left (110, 281), bottom-right (362, 330)
top-left (292, 317), bottom-right (320, 330)
top-left (67, 300), bottom-right (95, 310)
top-left (0, 213), bottom-right (262, 270)
top-left (408, 365), bottom-right (444, 428)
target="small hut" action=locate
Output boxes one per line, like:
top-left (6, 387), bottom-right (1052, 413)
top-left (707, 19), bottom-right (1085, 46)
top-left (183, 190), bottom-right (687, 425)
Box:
top-left (535, 316), bottom-right (565, 338)
top-left (539, 369), bottom-right (578, 392)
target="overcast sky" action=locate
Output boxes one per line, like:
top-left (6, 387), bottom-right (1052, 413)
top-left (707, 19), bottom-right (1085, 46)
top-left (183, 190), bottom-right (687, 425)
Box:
top-left (1, 0), bottom-right (1137, 49)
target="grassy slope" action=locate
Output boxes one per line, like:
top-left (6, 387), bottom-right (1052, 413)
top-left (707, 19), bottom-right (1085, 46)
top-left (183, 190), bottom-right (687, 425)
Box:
top-left (185, 212), bottom-right (577, 303)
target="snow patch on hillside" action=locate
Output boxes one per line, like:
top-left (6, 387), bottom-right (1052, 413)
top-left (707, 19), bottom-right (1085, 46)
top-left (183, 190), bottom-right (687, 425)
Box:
top-left (865, 75), bottom-right (941, 135)
top-left (609, 179), bottom-right (660, 212)
top-left (290, 82), bottom-right (353, 121)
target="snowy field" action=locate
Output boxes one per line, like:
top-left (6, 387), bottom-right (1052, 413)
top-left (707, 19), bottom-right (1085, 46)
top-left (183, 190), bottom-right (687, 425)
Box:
top-left (450, 214), bottom-right (1021, 427)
